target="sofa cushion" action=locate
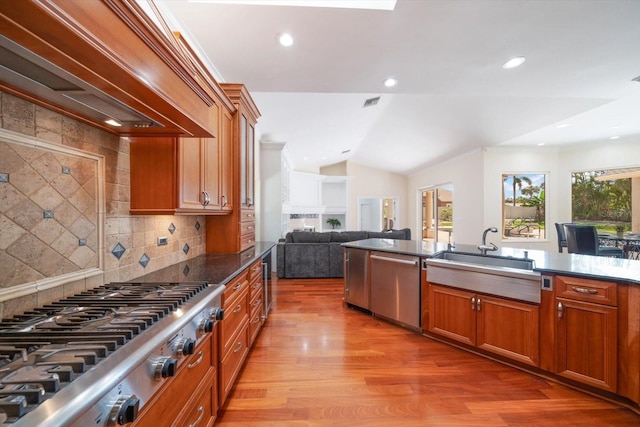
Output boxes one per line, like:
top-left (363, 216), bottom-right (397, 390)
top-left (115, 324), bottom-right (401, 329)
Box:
top-left (329, 231), bottom-right (369, 242)
top-left (368, 228), bottom-right (411, 240)
top-left (283, 243), bottom-right (330, 278)
top-left (286, 231), bottom-right (332, 243)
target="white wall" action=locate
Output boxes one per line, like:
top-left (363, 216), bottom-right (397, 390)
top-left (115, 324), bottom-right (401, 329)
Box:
top-left (345, 161), bottom-right (408, 232)
top-left (407, 138), bottom-right (640, 251)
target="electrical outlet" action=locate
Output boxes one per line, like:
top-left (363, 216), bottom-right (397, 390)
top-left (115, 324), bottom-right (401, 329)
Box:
top-left (157, 236), bottom-right (168, 246)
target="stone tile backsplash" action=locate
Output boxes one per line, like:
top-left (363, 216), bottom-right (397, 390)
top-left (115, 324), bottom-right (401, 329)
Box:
top-left (0, 91), bottom-right (206, 319)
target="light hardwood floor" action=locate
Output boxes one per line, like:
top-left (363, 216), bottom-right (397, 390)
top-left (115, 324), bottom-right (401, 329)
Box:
top-left (216, 277), bottom-right (640, 426)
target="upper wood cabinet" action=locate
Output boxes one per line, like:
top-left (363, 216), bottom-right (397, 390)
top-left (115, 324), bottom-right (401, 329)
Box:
top-left (206, 84), bottom-right (261, 253)
top-left (130, 101), bottom-right (234, 214)
top-left (222, 84), bottom-right (260, 210)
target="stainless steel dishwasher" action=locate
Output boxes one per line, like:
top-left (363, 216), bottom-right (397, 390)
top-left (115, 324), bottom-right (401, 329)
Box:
top-left (369, 251), bottom-right (420, 330)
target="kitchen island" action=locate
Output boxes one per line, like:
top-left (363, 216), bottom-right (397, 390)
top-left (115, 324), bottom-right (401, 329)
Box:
top-left (342, 238), bottom-right (640, 413)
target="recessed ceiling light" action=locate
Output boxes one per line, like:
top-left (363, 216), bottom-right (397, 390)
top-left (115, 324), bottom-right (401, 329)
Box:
top-left (105, 119), bottom-right (122, 127)
top-left (610, 136), bottom-right (620, 140)
top-left (383, 77), bottom-right (398, 88)
top-left (537, 143), bottom-right (545, 146)
top-left (278, 32), bottom-right (294, 47)
top-left (502, 56), bottom-right (526, 69)
top-left (555, 123), bottom-right (570, 128)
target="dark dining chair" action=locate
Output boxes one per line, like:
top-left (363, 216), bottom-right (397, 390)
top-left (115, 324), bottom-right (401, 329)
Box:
top-left (555, 222), bottom-right (568, 253)
top-left (563, 224), bottom-right (624, 258)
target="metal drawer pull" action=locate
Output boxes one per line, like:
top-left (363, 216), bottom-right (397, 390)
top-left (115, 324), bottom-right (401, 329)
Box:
top-left (222, 195), bottom-right (227, 207)
top-left (471, 297), bottom-right (476, 311)
top-left (233, 341), bottom-right (243, 353)
top-left (370, 254), bottom-right (418, 266)
top-left (188, 406), bottom-right (204, 427)
top-left (253, 298), bottom-right (261, 306)
top-left (572, 286), bottom-right (598, 295)
top-left (187, 351), bottom-right (203, 369)
top-left (557, 301), bottom-right (564, 319)
top-left (252, 316), bottom-right (260, 324)
top-left (233, 283), bottom-right (242, 291)
top-left (476, 298), bottom-right (481, 312)
top-left (233, 304), bottom-right (242, 313)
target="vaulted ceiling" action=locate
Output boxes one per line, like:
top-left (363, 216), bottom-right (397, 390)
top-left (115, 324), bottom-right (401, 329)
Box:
top-left (160, 0), bottom-right (640, 175)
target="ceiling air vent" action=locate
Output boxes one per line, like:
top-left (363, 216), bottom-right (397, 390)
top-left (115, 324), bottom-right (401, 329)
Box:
top-left (363, 96), bottom-right (380, 108)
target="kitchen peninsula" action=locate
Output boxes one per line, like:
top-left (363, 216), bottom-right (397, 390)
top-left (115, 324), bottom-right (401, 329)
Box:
top-left (342, 238), bottom-right (640, 412)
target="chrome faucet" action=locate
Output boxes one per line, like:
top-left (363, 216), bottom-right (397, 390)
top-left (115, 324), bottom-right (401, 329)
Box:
top-left (478, 227), bottom-right (499, 255)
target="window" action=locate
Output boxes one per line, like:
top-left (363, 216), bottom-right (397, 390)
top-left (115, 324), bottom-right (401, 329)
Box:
top-left (502, 173), bottom-right (546, 240)
top-left (421, 184), bottom-right (453, 244)
top-left (571, 168), bottom-right (634, 233)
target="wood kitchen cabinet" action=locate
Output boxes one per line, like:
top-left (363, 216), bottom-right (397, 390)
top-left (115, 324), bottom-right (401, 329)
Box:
top-left (133, 332), bottom-right (216, 426)
top-left (428, 284), bottom-right (539, 366)
top-left (206, 84), bottom-right (261, 252)
top-left (218, 270), bottom-right (250, 406)
top-left (130, 101), bottom-right (234, 215)
top-left (553, 276), bottom-right (618, 392)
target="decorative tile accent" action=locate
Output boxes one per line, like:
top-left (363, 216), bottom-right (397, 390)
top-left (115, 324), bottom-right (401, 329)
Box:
top-left (78, 239), bottom-right (86, 246)
top-left (62, 166), bottom-right (70, 174)
top-left (183, 243), bottom-right (190, 255)
top-left (43, 210), bottom-right (54, 219)
top-left (111, 242), bottom-right (126, 260)
top-left (139, 253), bottom-right (150, 268)
top-left (0, 173), bottom-right (8, 183)
top-left (194, 220), bottom-right (200, 231)
top-left (290, 213), bottom-right (319, 219)
top-left (183, 265), bottom-right (190, 276)
top-left (168, 223), bottom-right (176, 235)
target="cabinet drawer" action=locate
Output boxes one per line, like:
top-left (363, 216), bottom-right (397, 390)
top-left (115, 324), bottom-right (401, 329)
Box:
top-left (220, 289), bottom-right (249, 356)
top-left (556, 276), bottom-right (617, 306)
top-left (133, 335), bottom-right (213, 427)
top-left (240, 233), bottom-right (255, 251)
top-left (219, 323), bottom-right (249, 405)
top-left (173, 369), bottom-right (216, 427)
top-left (222, 272), bottom-right (248, 306)
top-left (248, 301), bottom-right (264, 346)
top-left (239, 221), bottom-right (256, 236)
top-left (248, 259), bottom-right (262, 282)
top-left (250, 285), bottom-right (263, 314)
top-left (240, 208), bottom-right (255, 222)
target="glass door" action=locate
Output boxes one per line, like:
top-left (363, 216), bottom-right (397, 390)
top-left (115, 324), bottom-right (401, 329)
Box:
top-left (421, 184), bottom-right (454, 243)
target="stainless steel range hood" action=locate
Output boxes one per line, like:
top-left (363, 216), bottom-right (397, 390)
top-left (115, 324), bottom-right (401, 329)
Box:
top-left (0, 34), bottom-right (162, 129)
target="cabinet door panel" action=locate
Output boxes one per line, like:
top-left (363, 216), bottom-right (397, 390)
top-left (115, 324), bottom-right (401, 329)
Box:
top-left (220, 108), bottom-right (233, 211)
top-left (428, 284), bottom-right (475, 346)
top-left (178, 137), bottom-right (204, 210)
top-left (477, 296), bottom-right (539, 366)
top-left (203, 137), bottom-right (221, 209)
top-left (556, 298), bottom-right (617, 392)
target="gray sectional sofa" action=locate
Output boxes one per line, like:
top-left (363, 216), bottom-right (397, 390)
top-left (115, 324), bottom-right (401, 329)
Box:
top-left (276, 228), bottom-right (411, 278)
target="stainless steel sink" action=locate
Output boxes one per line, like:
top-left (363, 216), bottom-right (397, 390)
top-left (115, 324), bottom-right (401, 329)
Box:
top-left (426, 251), bottom-right (540, 303)
top-left (434, 251), bottom-right (534, 270)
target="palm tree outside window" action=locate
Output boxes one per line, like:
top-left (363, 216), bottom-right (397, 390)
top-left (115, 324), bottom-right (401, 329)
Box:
top-left (502, 173), bottom-right (546, 240)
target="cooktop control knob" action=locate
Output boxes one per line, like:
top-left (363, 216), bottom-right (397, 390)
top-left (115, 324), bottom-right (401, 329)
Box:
top-left (179, 337), bottom-right (196, 356)
top-left (107, 394), bottom-right (139, 426)
top-left (153, 356), bottom-right (178, 380)
top-left (199, 318), bottom-right (214, 333)
top-left (210, 307), bottom-right (225, 321)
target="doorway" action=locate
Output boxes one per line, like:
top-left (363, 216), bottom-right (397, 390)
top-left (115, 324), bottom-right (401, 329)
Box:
top-left (357, 197), bottom-right (398, 231)
top-left (421, 184), bottom-right (454, 243)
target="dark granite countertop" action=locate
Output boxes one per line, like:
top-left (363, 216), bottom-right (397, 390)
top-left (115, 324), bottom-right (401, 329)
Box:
top-left (343, 239), bottom-right (640, 285)
top-left (132, 242), bottom-right (276, 285)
